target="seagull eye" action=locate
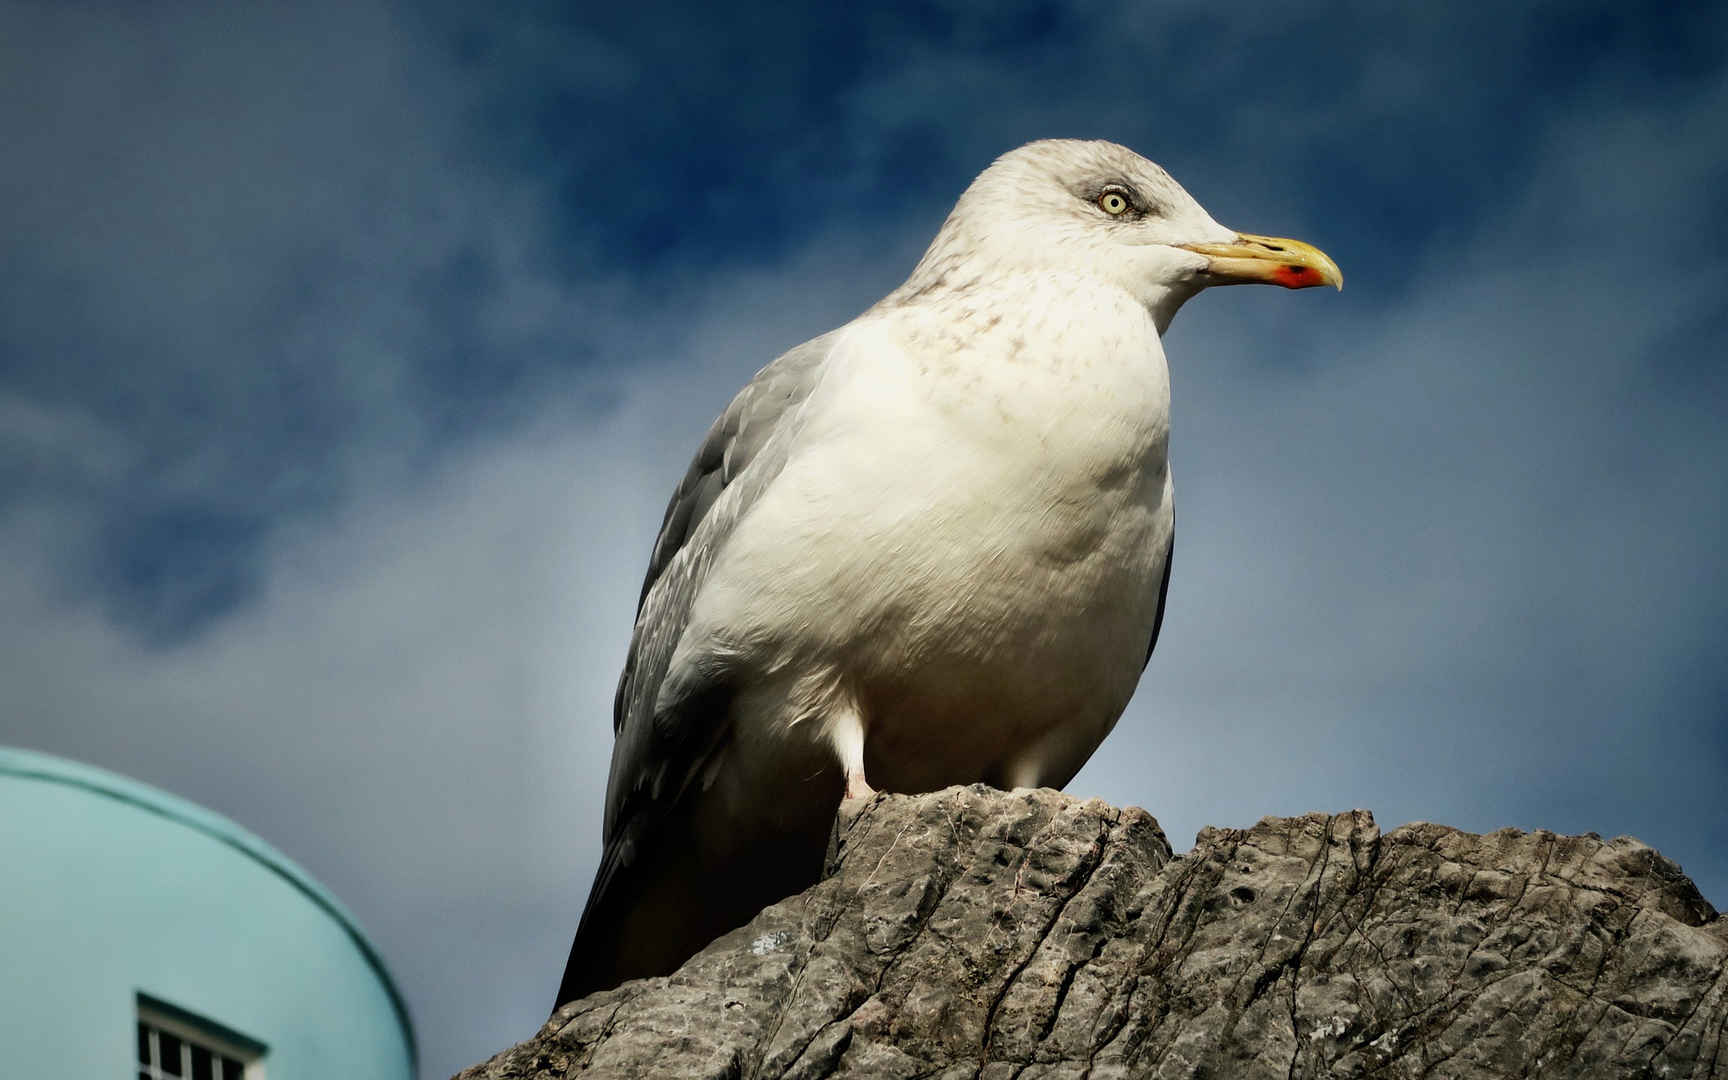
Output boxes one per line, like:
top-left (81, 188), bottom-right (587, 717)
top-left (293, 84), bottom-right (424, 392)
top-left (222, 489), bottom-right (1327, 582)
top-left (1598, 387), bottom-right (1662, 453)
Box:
top-left (1097, 189), bottom-right (1131, 216)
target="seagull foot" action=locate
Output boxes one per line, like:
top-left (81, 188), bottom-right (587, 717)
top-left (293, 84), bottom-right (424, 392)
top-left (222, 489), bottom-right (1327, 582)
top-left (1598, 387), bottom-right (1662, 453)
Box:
top-left (843, 770), bottom-right (876, 802)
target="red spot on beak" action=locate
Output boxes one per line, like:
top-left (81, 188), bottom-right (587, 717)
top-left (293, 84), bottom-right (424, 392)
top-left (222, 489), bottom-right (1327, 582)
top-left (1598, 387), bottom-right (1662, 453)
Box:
top-left (1273, 265), bottom-right (1319, 289)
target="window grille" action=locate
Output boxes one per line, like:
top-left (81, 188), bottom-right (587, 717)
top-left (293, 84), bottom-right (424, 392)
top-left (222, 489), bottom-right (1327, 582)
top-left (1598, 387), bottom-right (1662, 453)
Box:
top-left (135, 996), bottom-right (263, 1080)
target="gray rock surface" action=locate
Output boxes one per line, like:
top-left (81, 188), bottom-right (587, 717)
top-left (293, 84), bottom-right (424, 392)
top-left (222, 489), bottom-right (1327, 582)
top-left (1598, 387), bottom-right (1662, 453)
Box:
top-left (462, 786), bottom-right (1728, 1078)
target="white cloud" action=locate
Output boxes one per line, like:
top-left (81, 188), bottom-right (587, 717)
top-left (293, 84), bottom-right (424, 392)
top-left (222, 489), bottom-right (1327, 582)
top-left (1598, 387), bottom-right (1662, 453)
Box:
top-left (2, 3), bottom-right (1724, 1075)
top-left (1073, 66), bottom-right (1728, 874)
top-left (0, 198), bottom-right (931, 1068)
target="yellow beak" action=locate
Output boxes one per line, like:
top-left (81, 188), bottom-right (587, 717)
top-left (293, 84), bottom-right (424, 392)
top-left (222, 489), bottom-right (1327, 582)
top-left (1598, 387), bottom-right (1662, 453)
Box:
top-left (1178, 232), bottom-right (1343, 290)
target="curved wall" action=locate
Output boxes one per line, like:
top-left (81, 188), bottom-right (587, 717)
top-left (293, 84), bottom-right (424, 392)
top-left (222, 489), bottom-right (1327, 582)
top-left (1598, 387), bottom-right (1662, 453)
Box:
top-left (0, 748), bottom-right (415, 1079)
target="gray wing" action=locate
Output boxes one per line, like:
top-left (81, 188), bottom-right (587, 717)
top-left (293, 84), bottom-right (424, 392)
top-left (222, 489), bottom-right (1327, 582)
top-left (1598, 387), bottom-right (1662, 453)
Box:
top-left (631, 333), bottom-right (833, 614)
top-left (556, 330), bottom-right (839, 1007)
top-left (603, 329), bottom-right (838, 838)
top-left (1143, 519), bottom-right (1174, 670)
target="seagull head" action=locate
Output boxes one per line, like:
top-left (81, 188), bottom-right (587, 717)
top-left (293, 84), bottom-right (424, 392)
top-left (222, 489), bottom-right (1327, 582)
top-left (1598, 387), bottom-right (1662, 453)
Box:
top-left (905, 139), bottom-right (1341, 330)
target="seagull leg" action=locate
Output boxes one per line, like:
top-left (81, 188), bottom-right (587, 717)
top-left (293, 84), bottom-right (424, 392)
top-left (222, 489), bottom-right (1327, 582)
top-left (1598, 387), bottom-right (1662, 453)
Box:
top-left (830, 708), bottom-right (876, 801)
top-left (844, 766), bottom-right (876, 801)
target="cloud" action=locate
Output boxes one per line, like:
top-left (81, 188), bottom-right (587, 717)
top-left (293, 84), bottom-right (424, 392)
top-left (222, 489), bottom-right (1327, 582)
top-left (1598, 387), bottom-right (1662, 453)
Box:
top-left (1072, 62), bottom-right (1728, 895)
top-left (0, 0), bottom-right (630, 643)
top-left (0, 388), bottom-right (645, 1066)
top-left (0, 188), bottom-right (924, 1070)
top-left (2, 2), bottom-right (1724, 1077)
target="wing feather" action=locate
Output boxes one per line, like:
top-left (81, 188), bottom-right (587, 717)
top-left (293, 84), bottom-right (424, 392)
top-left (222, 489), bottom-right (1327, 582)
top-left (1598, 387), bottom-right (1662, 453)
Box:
top-left (1142, 520), bottom-right (1174, 670)
top-left (632, 331), bottom-right (837, 613)
top-left (558, 330), bottom-right (839, 1008)
top-left (602, 329), bottom-right (837, 847)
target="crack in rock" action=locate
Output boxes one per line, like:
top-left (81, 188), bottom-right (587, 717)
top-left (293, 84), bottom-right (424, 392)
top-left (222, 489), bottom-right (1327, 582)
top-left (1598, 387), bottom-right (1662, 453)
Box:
top-left (457, 786), bottom-right (1724, 1080)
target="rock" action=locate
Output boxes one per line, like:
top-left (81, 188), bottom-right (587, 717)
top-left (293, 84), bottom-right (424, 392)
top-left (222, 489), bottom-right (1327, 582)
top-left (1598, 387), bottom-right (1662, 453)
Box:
top-left (459, 786), bottom-right (1728, 1078)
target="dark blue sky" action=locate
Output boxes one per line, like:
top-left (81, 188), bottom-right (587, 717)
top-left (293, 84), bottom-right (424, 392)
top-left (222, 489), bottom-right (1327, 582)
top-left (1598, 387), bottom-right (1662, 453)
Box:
top-left (2, 2), bottom-right (1725, 1076)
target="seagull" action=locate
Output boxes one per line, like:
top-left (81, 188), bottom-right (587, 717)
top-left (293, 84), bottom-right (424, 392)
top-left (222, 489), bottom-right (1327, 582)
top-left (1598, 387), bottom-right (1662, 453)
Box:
top-left (554, 139), bottom-right (1340, 1009)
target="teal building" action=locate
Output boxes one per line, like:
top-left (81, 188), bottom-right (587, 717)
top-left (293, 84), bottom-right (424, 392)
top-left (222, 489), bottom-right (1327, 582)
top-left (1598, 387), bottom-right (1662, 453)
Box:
top-left (0, 748), bottom-right (415, 1079)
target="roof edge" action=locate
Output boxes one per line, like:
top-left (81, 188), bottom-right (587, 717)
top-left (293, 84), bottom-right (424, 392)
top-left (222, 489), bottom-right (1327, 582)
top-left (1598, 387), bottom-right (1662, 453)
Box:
top-left (0, 746), bottom-right (417, 1072)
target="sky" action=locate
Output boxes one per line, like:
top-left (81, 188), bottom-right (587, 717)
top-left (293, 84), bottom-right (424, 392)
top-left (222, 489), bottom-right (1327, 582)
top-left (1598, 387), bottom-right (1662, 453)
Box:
top-left (2, 1), bottom-right (1725, 1076)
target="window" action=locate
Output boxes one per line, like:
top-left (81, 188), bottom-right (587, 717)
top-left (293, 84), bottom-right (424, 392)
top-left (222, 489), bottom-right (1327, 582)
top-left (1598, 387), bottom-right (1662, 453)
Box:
top-left (136, 996), bottom-right (264, 1080)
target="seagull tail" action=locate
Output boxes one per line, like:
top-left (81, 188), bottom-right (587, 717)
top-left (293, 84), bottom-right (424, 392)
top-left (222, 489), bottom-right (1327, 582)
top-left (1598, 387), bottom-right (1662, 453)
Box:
top-left (551, 841), bottom-right (633, 1013)
top-left (551, 817), bottom-right (731, 1013)
top-left (550, 796), bottom-right (835, 1014)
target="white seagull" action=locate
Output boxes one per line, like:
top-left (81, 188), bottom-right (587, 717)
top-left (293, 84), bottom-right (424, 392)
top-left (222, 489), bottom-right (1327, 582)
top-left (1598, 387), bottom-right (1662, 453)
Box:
top-left (555, 138), bottom-right (1341, 1008)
